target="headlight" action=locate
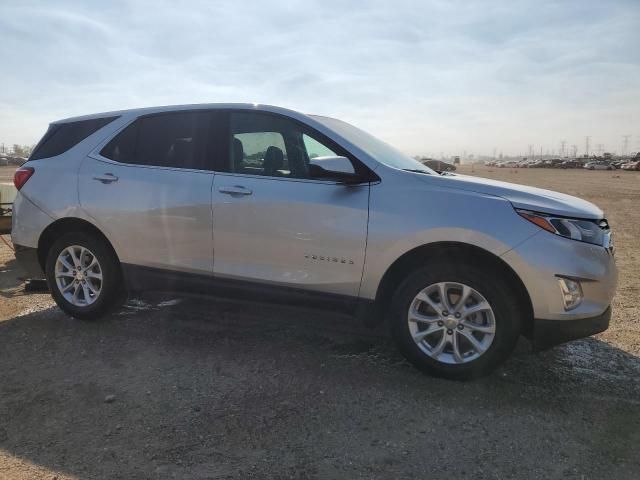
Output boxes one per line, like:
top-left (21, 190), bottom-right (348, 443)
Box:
top-left (516, 209), bottom-right (609, 246)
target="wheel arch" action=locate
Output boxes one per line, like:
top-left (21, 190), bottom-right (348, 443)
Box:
top-left (373, 241), bottom-right (534, 336)
top-left (37, 217), bottom-right (121, 271)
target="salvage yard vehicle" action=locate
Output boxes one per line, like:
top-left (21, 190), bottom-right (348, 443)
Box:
top-left (0, 204), bottom-right (11, 235)
top-left (560, 160), bottom-right (583, 169)
top-left (621, 161), bottom-right (640, 171)
top-left (0, 182), bottom-right (16, 235)
top-left (584, 161), bottom-right (613, 170)
top-left (11, 104), bottom-right (617, 379)
top-left (422, 159), bottom-right (456, 173)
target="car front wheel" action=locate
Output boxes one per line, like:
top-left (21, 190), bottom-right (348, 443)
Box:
top-left (390, 262), bottom-right (522, 380)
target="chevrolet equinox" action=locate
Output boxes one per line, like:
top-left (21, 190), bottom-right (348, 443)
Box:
top-left (12, 104), bottom-right (618, 379)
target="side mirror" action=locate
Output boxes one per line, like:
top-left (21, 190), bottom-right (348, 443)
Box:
top-left (309, 156), bottom-right (362, 183)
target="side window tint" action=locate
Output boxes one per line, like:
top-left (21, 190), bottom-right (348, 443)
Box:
top-left (31, 116), bottom-right (117, 160)
top-left (101, 112), bottom-right (210, 169)
top-left (100, 121), bottom-right (137, 163)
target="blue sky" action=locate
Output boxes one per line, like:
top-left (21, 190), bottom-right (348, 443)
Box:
top-left (1, 0), bottom-right (639, 157)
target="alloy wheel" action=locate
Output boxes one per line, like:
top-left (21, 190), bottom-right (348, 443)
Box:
top-left (54, 245), bottom-right (103, 307)
top-left (407, 281), bottom-right (496, 364)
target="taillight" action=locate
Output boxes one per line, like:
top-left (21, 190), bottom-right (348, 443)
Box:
top-left (14, 167), bottom-right (34, 190)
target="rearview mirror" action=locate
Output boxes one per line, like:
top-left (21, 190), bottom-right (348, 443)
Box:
top-left (309, 156), bottom-right (361, 183)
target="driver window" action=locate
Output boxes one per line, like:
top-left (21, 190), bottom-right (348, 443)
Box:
top-left (233, 131), bottom-right (290, 176)
top-left (228, 112), bottom-right (355, 179)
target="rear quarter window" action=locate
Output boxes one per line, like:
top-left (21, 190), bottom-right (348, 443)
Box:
top-left (30, 116), bottom-right (118, 160)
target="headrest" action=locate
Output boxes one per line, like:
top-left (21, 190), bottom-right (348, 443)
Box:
top-left (263, 146), bottom-right (284, 175)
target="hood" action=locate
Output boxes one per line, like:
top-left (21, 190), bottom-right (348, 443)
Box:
top-left (436, 173), bottom-right (603, 219)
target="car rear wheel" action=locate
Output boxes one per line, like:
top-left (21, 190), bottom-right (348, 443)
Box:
top-left (390, 262), bottom-right (522, 380)
top-left (45, 232), bottom-right (124, 320)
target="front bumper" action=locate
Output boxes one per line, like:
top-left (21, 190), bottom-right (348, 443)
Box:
top-left (533, 307), bottom-right (611, 350)
top-left (501, 230), bottom-right (617, 321)
top-left (14, 244), bottom-right (45, 279)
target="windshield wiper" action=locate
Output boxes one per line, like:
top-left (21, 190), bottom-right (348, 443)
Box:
top-left (402, 169), bottom-right (432, 175)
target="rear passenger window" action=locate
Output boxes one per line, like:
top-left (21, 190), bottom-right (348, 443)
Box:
top-left (100, 120), bottom-right (137, 163)
top-left (30, 116), bottom-right (117, 160)
top-left (101, 112), bottom-right (210, 170)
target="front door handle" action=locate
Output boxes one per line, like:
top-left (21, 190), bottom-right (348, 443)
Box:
top-left (218, 185), bottom-right (252, 196)
top-left (93, 173), bottom-right (119, 184)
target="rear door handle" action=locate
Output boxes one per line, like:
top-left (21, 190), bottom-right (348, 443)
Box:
top-left (218, 185), bottom-right (252, 196)
top-left (93, 173), bottom-right (119, 184)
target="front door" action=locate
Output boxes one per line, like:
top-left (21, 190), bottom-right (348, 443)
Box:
top-left (211, 111), bottom-right (370, 297)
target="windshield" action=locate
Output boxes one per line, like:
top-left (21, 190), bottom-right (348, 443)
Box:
top-left (311, 115), bottom-right (436, 174)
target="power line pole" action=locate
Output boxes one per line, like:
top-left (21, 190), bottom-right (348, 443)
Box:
top-left (584, 136), bottom-right (591, 157)
top-left (571, 145), bottom-right (577, 158)
top-left (622, 135), bottom-right (631, 155)
top-left (596, 144), bottom-right (604, 155)
top-left (560, 140), bottom-right (567, 157)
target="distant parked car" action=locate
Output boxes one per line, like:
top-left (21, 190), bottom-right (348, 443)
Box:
top-left (584, 161), bottom-right (613, 170)
top-left (422, 160), bottom-right (456, 172)
top-left (527, 160), bottom-right (545, 168)
top-left (0, 158), bottom-right (8, 166)
top-left (499, 161), bottom-right (519, 168)
top-left (621, 161), bottom-right (640, 171)
top-left (546, 159), bottom-right (565, 168)
top-left (560, 160), bottom-right (583, 169)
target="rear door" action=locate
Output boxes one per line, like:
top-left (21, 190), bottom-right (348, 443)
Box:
top-left (79, 110), bottom-right (219, 275)
top-left (211, 111), bottom-right (370, 297)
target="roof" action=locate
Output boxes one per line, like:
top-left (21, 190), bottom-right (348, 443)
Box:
top-left (52, 103), bottom-right (310, 124)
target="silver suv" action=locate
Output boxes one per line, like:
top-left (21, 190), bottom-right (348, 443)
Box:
top-left (12, 104), bottom-right (617, 379)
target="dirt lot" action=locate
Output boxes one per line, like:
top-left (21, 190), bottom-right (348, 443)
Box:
top-left (1, 166), bottom-right (639, 479)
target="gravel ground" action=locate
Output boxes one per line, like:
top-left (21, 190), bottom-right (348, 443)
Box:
top-left (1, 166), bottom-right (639, 479)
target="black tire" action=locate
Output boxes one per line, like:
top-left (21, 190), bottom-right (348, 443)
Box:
top-left (389, 262), bottom-right (523, 380)
top-left (45, 231), bottom-right (125, 320)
